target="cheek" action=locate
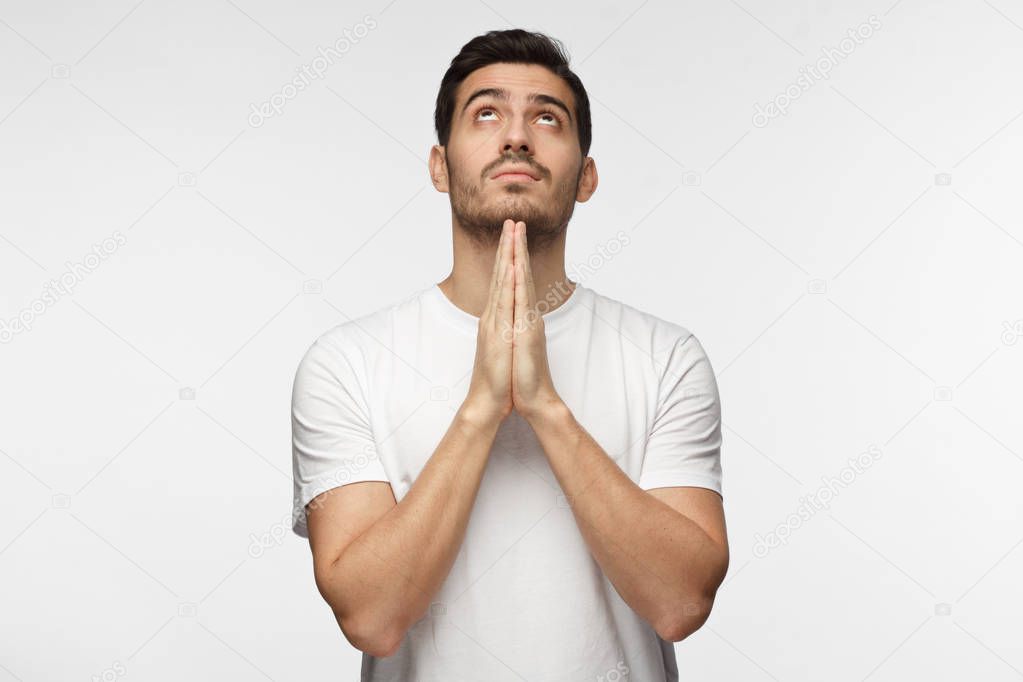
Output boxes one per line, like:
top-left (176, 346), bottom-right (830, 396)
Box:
top-left (445, 153), bottom-right (474, 182)
top-left (449, 149), bottom-right (485, 178)
top-left (551, 162), bottom-right (580, 189)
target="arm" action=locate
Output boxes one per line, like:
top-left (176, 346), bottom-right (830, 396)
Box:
top-left (524, 404), bottom-right (729, 642)
top-left (306, 219), bottom-right (521, 656)
top-left (503, 222), bottom-right (728, 642)
top-left (504, 221), bottom-right (727, 641)
top-left (309, 406), bottom-right (501, 657)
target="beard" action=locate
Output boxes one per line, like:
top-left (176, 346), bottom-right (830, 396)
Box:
top-left (447, 153), bottom-right (582, 252)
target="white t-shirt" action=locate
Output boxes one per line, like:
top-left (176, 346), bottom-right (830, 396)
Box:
top-left (291, 281), bottom-right (724, 682)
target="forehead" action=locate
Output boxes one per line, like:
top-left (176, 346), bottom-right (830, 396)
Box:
top-left (455, 62), bottom-right (574, 109)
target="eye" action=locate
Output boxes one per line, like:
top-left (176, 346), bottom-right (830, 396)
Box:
top-left (472, 105), bottom-right (562, 127)
top-left (537, 111), bottom-right (561, 126)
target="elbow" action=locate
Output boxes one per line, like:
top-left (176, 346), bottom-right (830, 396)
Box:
top-left (655, 591), bottom-right (716, 643)
top-left (338, 612), bottom-right (406, 658)
top-left (314, 566), bottom-right (406, 658)
top-left (326, 589), bottom-right (407, 657)
top-left (658, 542), bottom-right (729, 642)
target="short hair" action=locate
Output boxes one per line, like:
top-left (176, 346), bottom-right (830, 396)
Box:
top-left (434, 29), bottom-right (592, 158)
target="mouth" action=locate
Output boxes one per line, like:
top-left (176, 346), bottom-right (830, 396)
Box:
top-left (492, 172), bottom-right (539, 183)
top-left (490, 166), bottom-right (541, 182)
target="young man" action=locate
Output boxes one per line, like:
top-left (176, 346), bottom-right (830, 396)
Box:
top-left (291, 28), bottom-right (729, 681)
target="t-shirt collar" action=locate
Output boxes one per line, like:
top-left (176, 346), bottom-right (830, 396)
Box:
top-left (428, 280), bottom-right (586, 336)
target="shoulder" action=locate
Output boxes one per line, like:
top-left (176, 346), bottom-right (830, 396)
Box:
top-left (583, 285), bottom-right (698, 357)
top-left (578, 286), bottom-right (718, 392)
top-left (298, 284), bottom-right (434, 370)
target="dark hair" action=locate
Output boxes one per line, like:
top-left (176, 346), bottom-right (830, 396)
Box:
top-left (434, 29), bottom-right (592, 158)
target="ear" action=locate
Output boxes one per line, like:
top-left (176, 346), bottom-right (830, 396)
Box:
top-left (429, 145), bottom-right (450, 193)
top-left (575, 157), bottom-right (598, 202)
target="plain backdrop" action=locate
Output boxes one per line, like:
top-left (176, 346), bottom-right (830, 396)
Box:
top-left (1, 0), bottom-right (1022, 680)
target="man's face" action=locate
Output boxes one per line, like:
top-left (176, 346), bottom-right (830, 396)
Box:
top-left (436, 62), bottom-right (591, 251)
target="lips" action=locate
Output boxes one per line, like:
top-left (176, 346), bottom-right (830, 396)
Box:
top-left (491, 166), bottom-right (540, 181)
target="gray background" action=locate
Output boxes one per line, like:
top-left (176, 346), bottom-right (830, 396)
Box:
top-left (2, 0), bottom-right (1022, 680)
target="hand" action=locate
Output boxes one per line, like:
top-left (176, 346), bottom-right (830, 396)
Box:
top-left (509, 221), bottom-right (563, 421)
top-left (462, 219), bottom-right (517, 427)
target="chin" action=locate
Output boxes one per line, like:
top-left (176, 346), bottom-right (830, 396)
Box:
top-left (490, 193), bottom-right (537, 212)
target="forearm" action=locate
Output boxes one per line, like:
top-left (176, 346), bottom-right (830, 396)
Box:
top-left (321, 405), bottom-right (501, 654)
top-left (525, 404), bottom-right (727, 641)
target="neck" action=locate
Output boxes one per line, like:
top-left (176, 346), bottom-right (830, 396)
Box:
top-left (437, 222), bottom-right (576, 318)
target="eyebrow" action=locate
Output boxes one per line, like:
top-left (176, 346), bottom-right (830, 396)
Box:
top-left (460, 87), bottom-right (573, 124)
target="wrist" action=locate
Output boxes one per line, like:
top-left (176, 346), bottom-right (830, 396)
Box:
top-left (520, 396), bottom-right (572, 428)
top-left (456, 400), bottom-right (505, 433)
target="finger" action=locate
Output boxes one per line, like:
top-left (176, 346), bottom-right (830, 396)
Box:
top-left (499, 255), bottom-right (515, 340)
top-left (520, 222), bottom-right (538, 307)
top-left (485, 220), bottom-right (513, 321)
top-left (515, 221), bottom-right (537, 317)
top-left (487, 219), bottom-right (511, 306)
top-left (484, 219), bottom-right (505, 290)
top-left (515, 221), bottom-right (536, 308)
top-left (496, 221), bottom-right (516, 330)
top-left (514, 223), bottom-right (529, 332)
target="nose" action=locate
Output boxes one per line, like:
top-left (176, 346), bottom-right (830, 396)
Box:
top-left (502, 139), bottom-right (529, 154)
top-left (501, 114), bottom-right (531, 155)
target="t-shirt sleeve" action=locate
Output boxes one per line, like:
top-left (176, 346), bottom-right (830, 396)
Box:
top-left (291, 334), bottom-right (389, 538)
top-left (637, 332), bottom-right (723, 497)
